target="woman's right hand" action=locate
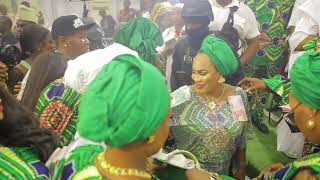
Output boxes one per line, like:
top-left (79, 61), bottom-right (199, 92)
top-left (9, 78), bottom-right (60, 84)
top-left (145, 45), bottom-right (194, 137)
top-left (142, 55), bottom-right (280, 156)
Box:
top-left (0, 63), bottom-right (8, 82)
top-left (238, 77), bottom-right (268, 92)
top-left (259, 32), bottom-right (272, 49)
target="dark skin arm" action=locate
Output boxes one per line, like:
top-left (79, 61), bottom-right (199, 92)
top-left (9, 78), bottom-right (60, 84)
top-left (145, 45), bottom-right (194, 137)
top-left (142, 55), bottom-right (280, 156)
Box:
top-left (235, 148), bottom-right (246, 180)
top-left (240, 36), bottom-right (260, 65)
top-left (295, 35), bottom-right (317, 51)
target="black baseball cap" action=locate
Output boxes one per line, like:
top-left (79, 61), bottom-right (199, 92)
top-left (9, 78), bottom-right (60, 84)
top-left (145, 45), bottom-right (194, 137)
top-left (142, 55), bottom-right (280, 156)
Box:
top-left (51, 15), bottom-right (94, 40)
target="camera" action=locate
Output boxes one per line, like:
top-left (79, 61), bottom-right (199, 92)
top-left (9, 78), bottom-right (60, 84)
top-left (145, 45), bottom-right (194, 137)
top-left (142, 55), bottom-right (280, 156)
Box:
top-left (0, 45), bottom-right (22, 68)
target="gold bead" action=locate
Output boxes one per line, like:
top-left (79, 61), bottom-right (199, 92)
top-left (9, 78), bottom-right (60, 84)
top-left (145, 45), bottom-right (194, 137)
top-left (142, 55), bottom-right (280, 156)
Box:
top-left (95, 153), bottom-right (152, 179)
top-left (128, 169), bottom-right (134, 175)
top-left (307, 119), bottom-right (316, 130)
top-left (101, 161), bottom-right (107, 168)
top-left (147, 136), bottom-right (155, 144)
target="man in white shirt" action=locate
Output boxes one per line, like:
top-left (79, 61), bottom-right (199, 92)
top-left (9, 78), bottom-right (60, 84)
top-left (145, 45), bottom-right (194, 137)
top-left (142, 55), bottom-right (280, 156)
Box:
top-left (209, 0), bottom-right (260, 65)
top-left (287, 0), bottom-right (305, 35)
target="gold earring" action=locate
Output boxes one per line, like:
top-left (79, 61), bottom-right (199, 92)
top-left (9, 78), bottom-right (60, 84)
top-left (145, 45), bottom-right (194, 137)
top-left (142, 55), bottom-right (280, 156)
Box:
top-left (307, 119), bottom-right (316, 130)
top-left (218, 76), bottom-right (225, 84)
top-left (147, 136), bottom-right (155, 144)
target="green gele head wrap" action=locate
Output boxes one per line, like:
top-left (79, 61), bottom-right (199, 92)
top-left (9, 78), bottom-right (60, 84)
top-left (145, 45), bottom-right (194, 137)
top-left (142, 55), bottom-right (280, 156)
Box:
top-left (199, 35), bottom-right (238, 77)
top-left (290, 52), bottom-right (320, 110)
top-left (115, 17), bottom-right (164, 65)
top-left (77, 54), bottom-right (170, 148)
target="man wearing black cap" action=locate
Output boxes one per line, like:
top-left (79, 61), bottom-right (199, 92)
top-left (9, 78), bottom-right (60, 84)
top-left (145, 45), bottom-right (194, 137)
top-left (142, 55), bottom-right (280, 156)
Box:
top-left (51, 15), bottom-right (92, 60)
top-left (170, 0), bottom-right (214, 91)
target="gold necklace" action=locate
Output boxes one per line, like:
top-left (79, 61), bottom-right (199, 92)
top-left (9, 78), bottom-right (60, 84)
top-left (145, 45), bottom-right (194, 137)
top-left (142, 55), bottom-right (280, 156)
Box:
top-left (94, 152), bottom-right (152, 179)
top-left (205, 85), bottom-right (226, 110)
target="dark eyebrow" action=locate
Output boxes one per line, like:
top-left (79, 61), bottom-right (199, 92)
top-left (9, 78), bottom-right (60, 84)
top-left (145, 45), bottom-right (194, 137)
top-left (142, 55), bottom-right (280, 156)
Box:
top-left (198, 70), bottom-right (208, 73)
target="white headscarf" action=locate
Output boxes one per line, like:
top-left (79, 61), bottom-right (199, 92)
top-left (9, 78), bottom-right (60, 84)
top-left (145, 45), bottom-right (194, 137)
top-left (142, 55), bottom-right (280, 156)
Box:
top-left (64, 43), bottom-right (139, 94)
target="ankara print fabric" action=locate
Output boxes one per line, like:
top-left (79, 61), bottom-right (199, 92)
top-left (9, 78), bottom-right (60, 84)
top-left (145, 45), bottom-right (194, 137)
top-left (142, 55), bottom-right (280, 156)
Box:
top-left (35, 78), bottom-right (81, 147)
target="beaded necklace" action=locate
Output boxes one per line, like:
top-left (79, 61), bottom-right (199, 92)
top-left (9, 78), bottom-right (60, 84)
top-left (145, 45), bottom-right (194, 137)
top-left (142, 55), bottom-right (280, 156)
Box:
top-left (203, 85), bottom-right (226, 110)
top-left (94, 152), bottom-right (152, 179)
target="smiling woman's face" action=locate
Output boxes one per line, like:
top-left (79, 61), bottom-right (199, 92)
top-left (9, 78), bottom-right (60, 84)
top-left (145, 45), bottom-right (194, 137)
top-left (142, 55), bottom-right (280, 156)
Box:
top-left (192, 53), bottom-right (221, 96)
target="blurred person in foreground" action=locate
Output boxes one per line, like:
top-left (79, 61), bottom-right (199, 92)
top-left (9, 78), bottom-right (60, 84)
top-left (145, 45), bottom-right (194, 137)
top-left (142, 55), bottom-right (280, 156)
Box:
top-left (245, 51), bottom-right (320, 180)
top-left (0, 83), bottom-right (57, 179)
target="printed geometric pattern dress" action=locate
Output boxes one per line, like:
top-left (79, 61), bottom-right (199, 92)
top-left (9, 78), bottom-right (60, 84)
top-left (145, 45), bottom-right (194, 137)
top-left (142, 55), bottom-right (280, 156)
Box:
top-left (244, 0), bottom-right (295, 123)
top-left (169, 87), bottom-right (249, 175)
top-left (35, 78), bottom-right (81, 147)
top-left (0, 146), bottom-right (50, 179)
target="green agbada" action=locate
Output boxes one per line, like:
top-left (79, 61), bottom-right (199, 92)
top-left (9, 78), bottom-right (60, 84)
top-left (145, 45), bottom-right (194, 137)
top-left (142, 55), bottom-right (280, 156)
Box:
top-left (290, 52), bottom-right (320, 110)
top-left (77, 54), bottom-right (170, 148)
top-left (199, 35), bottom-right (238, 77)
top-left (115, 17), bottom-right (164, 65)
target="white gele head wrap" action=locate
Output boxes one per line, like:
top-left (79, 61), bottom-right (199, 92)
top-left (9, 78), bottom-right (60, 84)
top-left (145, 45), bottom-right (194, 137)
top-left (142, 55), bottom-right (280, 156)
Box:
top-left (64, 43), bottom-right (139, 94)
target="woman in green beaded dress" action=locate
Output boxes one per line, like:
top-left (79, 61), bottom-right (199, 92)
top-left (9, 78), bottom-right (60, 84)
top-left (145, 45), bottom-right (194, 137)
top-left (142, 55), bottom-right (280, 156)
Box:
top-left (0, 83), bottom-right (57, 179)
top-left (50, 50), bottom-right (234, 180)
top-left (169, 35), bottom-right (249, 180)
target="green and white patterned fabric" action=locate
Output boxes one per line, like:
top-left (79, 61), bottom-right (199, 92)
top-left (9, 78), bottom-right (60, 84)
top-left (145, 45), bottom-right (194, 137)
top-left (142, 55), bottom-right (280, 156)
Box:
top-left (268, 153), bottom-right (320, 179)
top-left (246, 0), bottom-right (295, 65)
top-left (169, 86), bottom-right (249, 175)
top-left (0, 146), bottom-right (50, 179)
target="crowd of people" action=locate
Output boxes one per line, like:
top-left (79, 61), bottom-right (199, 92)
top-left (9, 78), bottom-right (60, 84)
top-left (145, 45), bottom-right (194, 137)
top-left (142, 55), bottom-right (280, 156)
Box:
top-left (0, 0), bottom-right (319, 179)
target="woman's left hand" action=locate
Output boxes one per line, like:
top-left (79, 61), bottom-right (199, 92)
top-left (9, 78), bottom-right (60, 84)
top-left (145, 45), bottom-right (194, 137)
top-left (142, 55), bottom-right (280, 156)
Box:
top-left (235, 168), bottom-right (246, 180)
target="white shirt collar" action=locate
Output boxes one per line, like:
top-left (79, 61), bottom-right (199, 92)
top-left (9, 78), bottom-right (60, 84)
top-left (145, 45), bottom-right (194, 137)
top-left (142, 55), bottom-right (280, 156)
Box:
top-left (211, 0), bottom-right (240, 8)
